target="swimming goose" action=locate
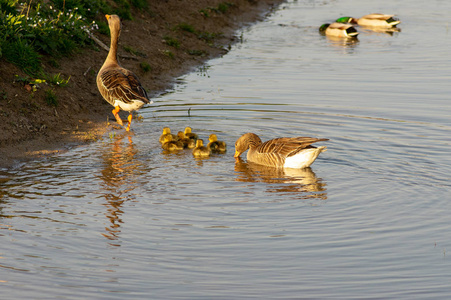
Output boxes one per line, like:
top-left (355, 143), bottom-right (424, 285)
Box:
top-left (207, 134), bottom-right (227, 153)
top-left (192, 139), bottom-right (211, 158)
top-left (336, 14), bottom-right (400, 28)
top-left (234, 133), bottom-right (328, 169)
top-left (319, 22), bottom-right (359, 38)
top-left (184, 127), bottom-right (198, 141)
top-left (159, 127), bottom-right (177, 144)
top-left (161, 134), bottom-right (184, 151)
top-left (96, 14), bottom-right (151, 132)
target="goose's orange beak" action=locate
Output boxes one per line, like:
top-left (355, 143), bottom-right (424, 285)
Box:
top-left (105, 14), bottom-right (110, 20)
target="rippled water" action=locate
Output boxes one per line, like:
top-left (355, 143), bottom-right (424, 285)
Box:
top-left (1, 0), bottom-right (451, 298)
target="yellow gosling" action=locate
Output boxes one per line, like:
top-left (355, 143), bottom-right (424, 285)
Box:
top-left (184, 126), bottom-right (198, 141)
top-left (207, 134), bottom-right (227, 153)
top-left (159, 127), bottom-right (177, 144)
top-left (192, 139), bottom-right (211, 158)
top-left (177, 131), bottom-right (196, 149)
top-left (161, 134), bottom-right (184, 151)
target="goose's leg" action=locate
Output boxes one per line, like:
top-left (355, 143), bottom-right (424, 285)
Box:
top-left (112, 106), bottom-right (124, 126)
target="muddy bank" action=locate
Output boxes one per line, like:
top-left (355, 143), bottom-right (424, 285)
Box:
top-left (0, 0), bottom-right (284, 169)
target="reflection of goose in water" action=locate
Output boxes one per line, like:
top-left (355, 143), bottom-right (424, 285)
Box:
top-left (235, 158), bottom-right (327, 197)
top-left (99, 133), bottom-right (143, 246)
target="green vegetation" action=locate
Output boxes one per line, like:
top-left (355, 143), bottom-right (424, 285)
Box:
top-left (0, 0), bottom-right (97, 75)
top-left (123, 45), bottom-right (146, 57)
top-left (176, 23), bottom-right (196, 33)
top-left (199, 2), bottom-right (234, 17)
top-left (0, 0), bottom-right (149, 75)
top-left (45, 73), bottom-right (70, 87)
top-left (174, 22), bottom-right (223, 47)
top-left (139, 61), bottom-right (151, 72)
top-left (160, 49), bottom-right (174, 59)
top-left (197, 31), bottom-right (223, 44)
top-left (45, 89), bottom-right (58, 107)
top-left (163, 36), bottom-right (180, 49)
top-left (187, 49), bottom-right (208, 56)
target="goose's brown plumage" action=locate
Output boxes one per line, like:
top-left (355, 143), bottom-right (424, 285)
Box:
top-left (96, 14), bottom-right (150, 131)
top-left (234, 133), bottom-right (328, 169)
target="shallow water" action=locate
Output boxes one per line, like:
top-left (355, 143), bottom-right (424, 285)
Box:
top-left (1, 0), bottom-right (451, 298)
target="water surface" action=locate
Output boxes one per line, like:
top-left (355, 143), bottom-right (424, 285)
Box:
top-left (1, 0), bottom-right (451, 298)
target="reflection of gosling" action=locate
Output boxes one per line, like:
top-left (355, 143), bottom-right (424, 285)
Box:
top-left (159, 127), bottom-right (177, 144)
top-left (207, 134), bottom-right (227, 153)
top-left (177, 131), bottom-right (196, 149)
top-left (184, 126), bottom-right (198, 141)
top-left (192, 139), bottom-right (211, 158)
top-left (162, 134), bottom-right (184, 151)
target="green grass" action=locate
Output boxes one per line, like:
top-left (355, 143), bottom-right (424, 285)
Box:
top-left (187, 49), bottom-right (208, 56)
top-left (0, 0), bottom-right (150, 75)
top-left (160, 50), bottom-right (174, 59)
top-left (140, 62), bottom-right (151, 72)
top-left (123, 45), bottom-right (147, 57)
top-left (45, 73), bottom-right (70, 87)
top-left (3, 39), bottom-right (42, 76)
top-left (45, 89), bottom-right (58, 107)
top-left (200, 2), bottom-right (234, 17)
top-left (176, 23), bottom-right (196, 33)
top-left (163, 36), bottom-right (181, 49)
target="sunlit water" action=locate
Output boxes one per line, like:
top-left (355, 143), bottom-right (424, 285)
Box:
top-left (1, 0), bottom-right (451, 298)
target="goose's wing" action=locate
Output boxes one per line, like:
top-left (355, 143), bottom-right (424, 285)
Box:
top-left (258, 137), bottom-right (328, 157)
top-left (99, 67), bottom-right (149, 104)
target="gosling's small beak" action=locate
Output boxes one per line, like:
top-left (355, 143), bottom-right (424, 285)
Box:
top-left (105, 14), bottom-right (110, 20)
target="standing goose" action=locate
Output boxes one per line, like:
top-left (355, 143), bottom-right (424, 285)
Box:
top-left (97, 14), bottom-right (151, 132)
top-left (336, 14), bottom-right (400, 28)
top-left (234, 133), bottom-right (328, 169)
top-left (319, 22), bottom-right (359, 38)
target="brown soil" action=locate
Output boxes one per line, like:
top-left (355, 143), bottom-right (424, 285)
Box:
top-left (0, 0), bottom-right (284, 169)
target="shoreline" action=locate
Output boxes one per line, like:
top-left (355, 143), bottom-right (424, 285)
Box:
top-left (0, 0), bottom-right (284, 169)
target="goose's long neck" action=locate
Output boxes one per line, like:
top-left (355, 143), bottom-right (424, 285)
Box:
top-left (106, 27), bottom-right (119, 64)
